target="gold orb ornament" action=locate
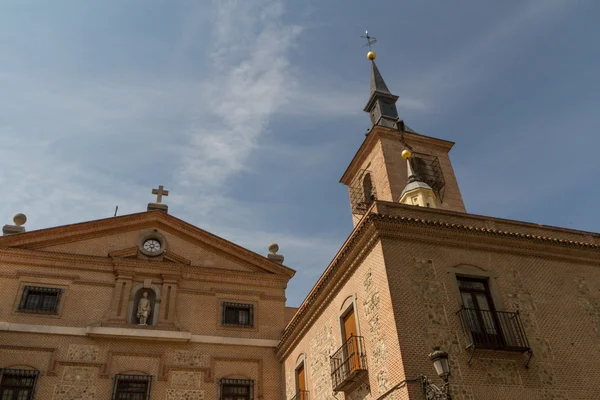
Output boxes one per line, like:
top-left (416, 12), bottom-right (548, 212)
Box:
top-left (367, 51), bottom-right (377, 60)
top-left (401, 150), bottom-right (412, 160)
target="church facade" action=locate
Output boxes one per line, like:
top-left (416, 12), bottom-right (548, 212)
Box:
top-left (1, 54), bottom-right (600, 400)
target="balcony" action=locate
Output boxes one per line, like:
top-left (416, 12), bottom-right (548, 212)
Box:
top-left (290, 391), bottom-right (309, 400)
top-left (457, 308), bottom-right (532, 365)
top-left (330, 336), bottom-right (368, 393)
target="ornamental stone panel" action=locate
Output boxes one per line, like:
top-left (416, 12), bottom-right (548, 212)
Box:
top-left (67, 345), bottom-right (99, 362)
top-left (52, 385), bottom-right (96, 400)
top-left (170, 371), bottom-right (202, 389)
top-left (171, 351), bottom-right (210, 367)
top-left (480, 359), bottom-right (521, 386)
top-left (61, 366), bottom-right (97, 386)
top-left (166, 389), bottom-right (205, 400)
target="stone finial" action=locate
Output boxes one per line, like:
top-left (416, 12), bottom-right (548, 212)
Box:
top-left (3, 213), bottom-right (27, 235)
top-left (267, 242), bottom-right (284, 264)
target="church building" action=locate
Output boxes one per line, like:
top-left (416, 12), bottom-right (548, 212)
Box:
top-left (1, 50), bottom-right (599, 400)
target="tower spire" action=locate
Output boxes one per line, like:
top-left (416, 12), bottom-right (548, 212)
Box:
top-left (361, 35), bottom-right (401, 129)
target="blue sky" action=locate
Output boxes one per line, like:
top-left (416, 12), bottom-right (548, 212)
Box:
top-left (1, 1), bottom-right (599, 306)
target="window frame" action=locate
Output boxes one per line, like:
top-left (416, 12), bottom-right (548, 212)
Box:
top-left (219, 378), bottom-right (254, 400)
top-left (111, 374), bottom-right (152, 400)
top-left (18, 286), bottom-right (63, 314)
top-left (221, 302), bottom-right (255, 328)
top-left (0, 368), bottom-right (39, 400)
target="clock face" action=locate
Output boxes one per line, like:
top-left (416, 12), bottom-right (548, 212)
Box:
top-left (143, 239), bottom-right (162, 253)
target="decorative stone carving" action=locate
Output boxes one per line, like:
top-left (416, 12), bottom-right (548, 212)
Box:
top-left (53, 385), bottom-right (96, 400)
top-left (480, 359), bottom-right (521, 386)
top-left (137, 292), bottom-right (152, 325)
top-left (368, 314), bottom-right (382, 342)
top-left (166, 389), bottom-right (204, 400)
top-left (309, 324), bottom-right (336, 400)
top-left (62, 367), bottom-right (96, 386)
top-left (67, 345), bottom-right (99, 362)
top-left (372, 340), bottom-right (387, 368)
top-left (363, 270), bottom-right (373, 293)
top-left (170, 371), bottom-right (202, 389)
top-left (363, 290), bottom-right (380, 318)
top-left (172, 351), bottom-right (210, 367)
top-left (376, 368), bottom-right (390, 393)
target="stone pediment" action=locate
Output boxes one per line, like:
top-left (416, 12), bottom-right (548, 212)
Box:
top-left (0, 211), bottom-right (295, 277)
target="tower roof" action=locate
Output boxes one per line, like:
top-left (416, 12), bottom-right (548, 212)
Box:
top-left (370, 60), bottom-right (393, 96)
top-left (363, 58), bottom-right (400, 129)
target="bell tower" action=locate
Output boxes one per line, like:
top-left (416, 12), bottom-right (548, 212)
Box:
top-left (341, 48), bottom-right (466, 226)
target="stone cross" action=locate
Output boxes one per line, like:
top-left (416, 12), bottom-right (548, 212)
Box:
top-left (152, 185), bottom-right (169, 204)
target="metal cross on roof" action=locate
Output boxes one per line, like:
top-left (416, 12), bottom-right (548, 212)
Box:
top-left (361, 30), bottom-right (377, 51)
top-left (152, 185), bottom-right (169, 204)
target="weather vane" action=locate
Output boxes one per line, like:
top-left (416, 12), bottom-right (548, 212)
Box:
top-left (361, 30), bottom-right (378, 60)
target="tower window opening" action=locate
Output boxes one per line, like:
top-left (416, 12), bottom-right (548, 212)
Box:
top-left (411, 153), bottom-right (445, 201)
top-left (349, 169), bottom-right (377, 215)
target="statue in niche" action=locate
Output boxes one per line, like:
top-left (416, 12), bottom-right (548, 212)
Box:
top-left (137, 292), bottom-right (152, 325)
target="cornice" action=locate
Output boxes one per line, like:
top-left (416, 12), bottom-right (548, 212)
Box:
top-left (277, 209), bottom-right (600, 358)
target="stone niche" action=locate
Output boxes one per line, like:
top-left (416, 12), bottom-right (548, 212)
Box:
top-left (127, 283), bottom-right (161, 326)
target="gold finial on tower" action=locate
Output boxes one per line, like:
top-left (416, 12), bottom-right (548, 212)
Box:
top-left (361, 30), bottom-right (378, 60)
top-left (401, 150), bottom-right (412, 160)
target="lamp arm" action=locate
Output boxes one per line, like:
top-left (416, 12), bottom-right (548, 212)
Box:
top-left (374, 375), bottom-right (424, 400)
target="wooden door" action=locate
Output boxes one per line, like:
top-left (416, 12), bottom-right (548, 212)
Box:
top-left (342, 308), bottom-right (360, 372)
top-left (296, 364), bottom-right (307, 400)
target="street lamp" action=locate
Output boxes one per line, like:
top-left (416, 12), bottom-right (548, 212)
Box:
top-left (378, 348), bottom-right (452, 400)
top-left (422, 347), bottom-right (452, 400)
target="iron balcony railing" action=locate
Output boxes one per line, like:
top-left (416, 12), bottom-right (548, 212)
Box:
top-left (457, 307), bottom-right (530, 351)
top-left (290, 391), bottom-right (309, 400)
top-left (330, 335), bottom-right (367, 392)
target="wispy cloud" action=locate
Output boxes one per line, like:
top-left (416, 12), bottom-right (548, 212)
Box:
top-left (178, 0), bottom-right (302, 188)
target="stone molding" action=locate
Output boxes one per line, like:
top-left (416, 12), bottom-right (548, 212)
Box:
top-left (0, 344), bottom-right (58, 375)
top-left (0, 321), bottom-right (279, 347)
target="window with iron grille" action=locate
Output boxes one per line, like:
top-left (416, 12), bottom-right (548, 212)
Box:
top-left (0, 368), bottom-right (39, 400)
top-left (220, 378), bottom-right (254, 400)
top-left (18, 286), bottom-right (62, 314)
top-left (111, 374), bottom-right (152, 400)
top-left (222, 302), bottom-right (254, 327)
